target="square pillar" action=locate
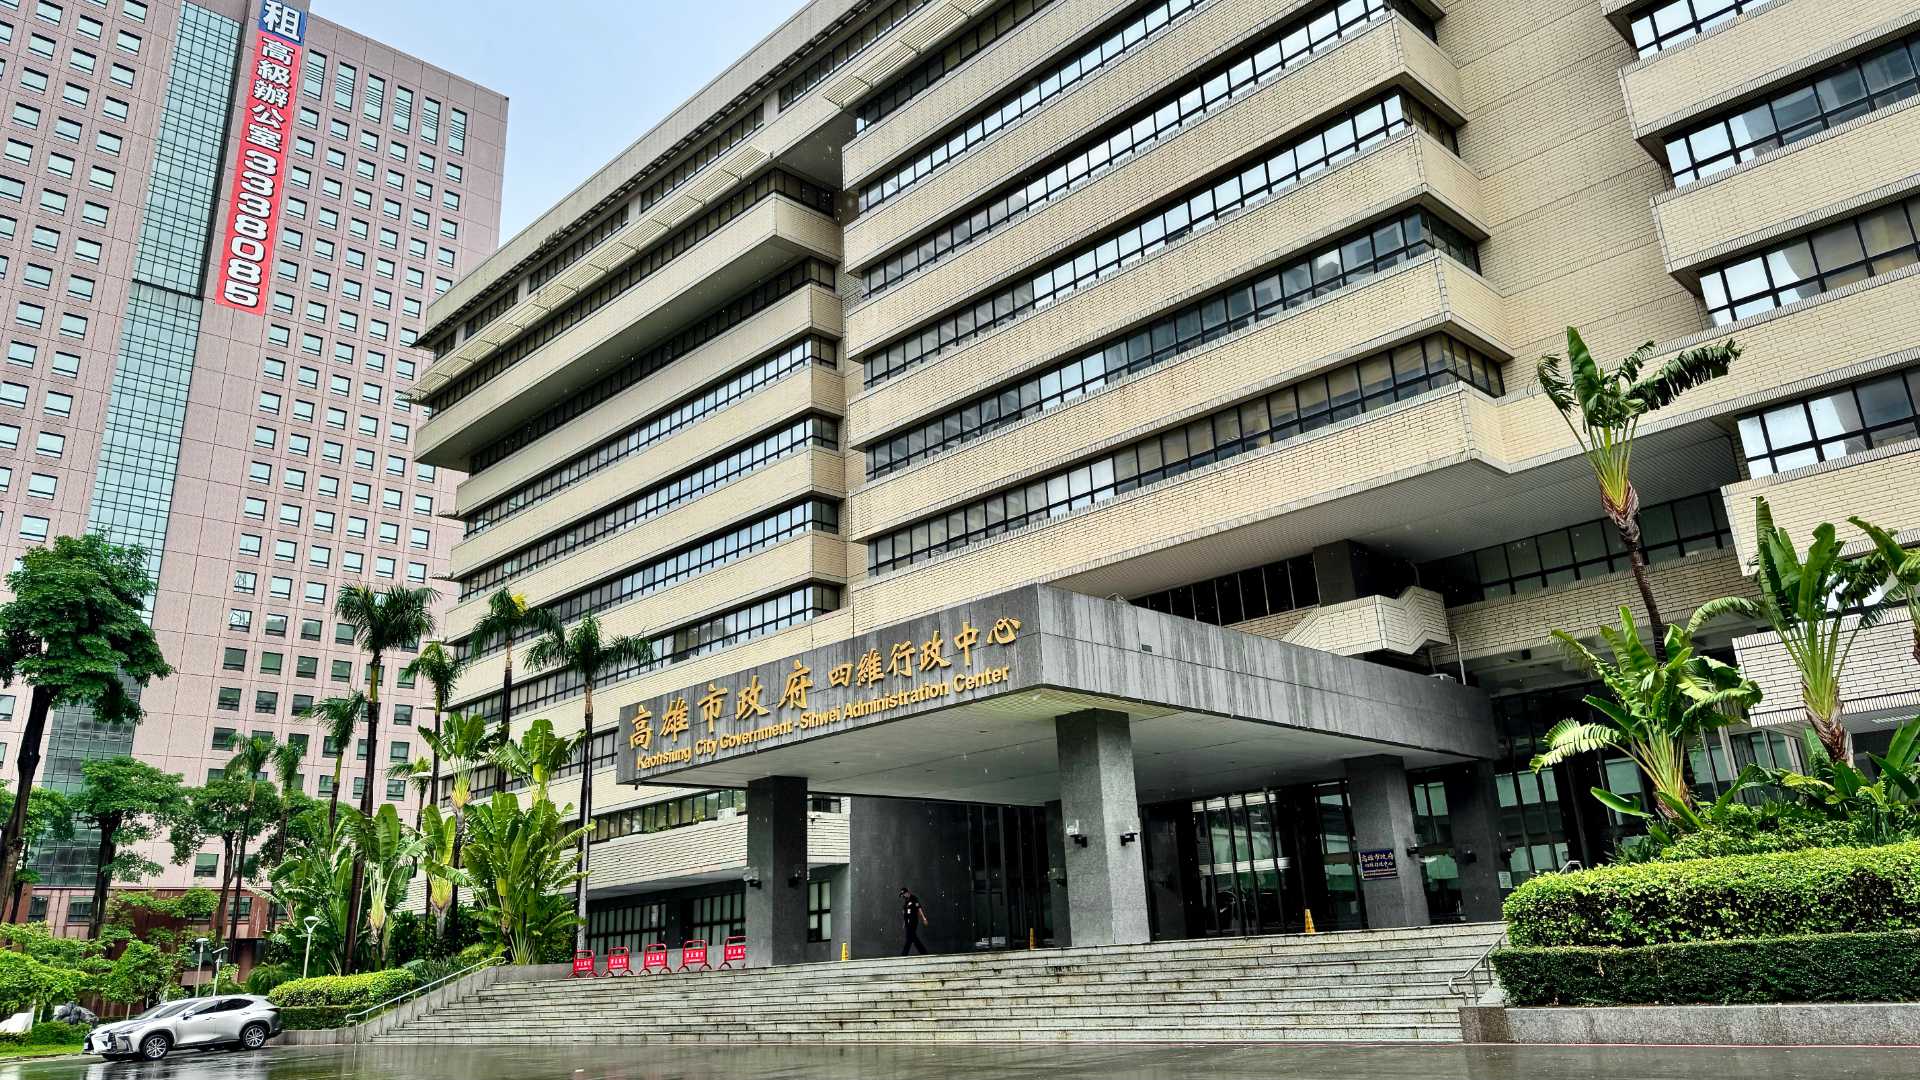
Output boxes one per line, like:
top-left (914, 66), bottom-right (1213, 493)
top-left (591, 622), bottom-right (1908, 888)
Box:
top-left (1055, 710), bottom-right (1149, 946)
top-left (1345, 755), bottom-right (1429, 928)
top-left (1445, 762), bottom-right (1509, 923)
top-left (745, 775), bottom-right (809, 967)
top-left (1044, 800), bottom-right (1071, 948)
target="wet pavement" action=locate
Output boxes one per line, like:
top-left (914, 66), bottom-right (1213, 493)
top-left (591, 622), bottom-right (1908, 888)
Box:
top-left (0, 1042), bottom-right (1912, 1080)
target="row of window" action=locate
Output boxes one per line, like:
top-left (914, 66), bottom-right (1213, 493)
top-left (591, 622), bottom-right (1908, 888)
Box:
top-left (0, 210), bottom-right (102, 264)
top-left (458, 416), bottom-right (840, 599)
top-left (215, 679), bottom-right (416, 723)
top-left (1420, 493), bottom-right (1735, 606)
top-left (244, 459), bottom-right (430, 516)
top-left (234, 571), bottom-right (428, 604)
top-left (870, 331), bottom-right (1503, 574)
top-left (457, 500), bottom-right (841, 662)
top-left (0, 422), bottom-right (64, 456)
top-left (278, 212), bottom-right (453, 301)
top-left (224, 611), bottom-right (430, 660)
top-left (865, 118), bottom-right (1462, 478)
top-left (463, 335), bottom-right (835, 537)
top-left (1132, 553), bottom-right (1320, 627)
top-left (858, 0), bottom-right (1208, 212)
top-left (861, 97), bottom-right (1457, 387)
top-left (462, 584), bottom-right (842, 723)
top-left (1665, 28), bottom-right (1920, 186)
top-left (256, 390), bottom-right (419, 451)
top-left (239, 532), bottom-right (430, 571)
top-left (522, 108), bottom-right (760, 298)
top-left (861, 0), bottom-right (1418, 296)
top-left (1628, 0), bottom-right (1763, 57)
top-left (301, 46), bottom-right (468, 154)
top-left (0, 465), bottom-right (56, 498)
top-left (287, 102), bottom-right (467, 186)
top-left (0, 172), bottom-right (110, 224)
top-left (467, 260), bottom-right (836, 474)
top-left (1701, 195), bottom-right (1920, 325)
top-left (779, 0), bottom-right (931, 108)
top-left (853, 0), bottom-right (1052, 134)
top-left (590, 788), bottom-right (748, 844)
top-left (421, 170), bottom-right (835, 412)
top-left (1737, 364), bottom-right (1920, 477)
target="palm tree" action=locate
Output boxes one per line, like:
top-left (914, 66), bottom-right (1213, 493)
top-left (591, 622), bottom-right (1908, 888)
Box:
top-left (223, 735), bottom-right (278, 945)
top-left (1532, 604), bottom-right (1761, 820)
top-left (1852, 517), bottom-right (1920, 667)
top-left (334, 584), bottom-right (437, 974)
top-left (302, 694), bottom-right (367, 830)
top-left (1537, 328), bottom-right (1740, 657)
top-left (267, 739), bottom-right (305, 863)
top-left (388, 756), bottom-right (435, 831)
top-left (400, 641), bottom-right (463, 827)
top-left (468, 591), bottom-right (537, 743)
top-left (420, 711), bottom-right (493, 943)
top-left (1699, 500), bottom-right (1892, 763)
top-left (518, 611), bottom-right (652, 953)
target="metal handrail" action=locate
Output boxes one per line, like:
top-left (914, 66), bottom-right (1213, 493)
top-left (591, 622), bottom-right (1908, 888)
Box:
top-left (1446, 929), bottom-right (1507, 1004)
top-left (342, 955), bottom-right (504, 1025)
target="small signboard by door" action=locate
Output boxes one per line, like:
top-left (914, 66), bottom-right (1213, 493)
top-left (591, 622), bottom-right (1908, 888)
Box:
top-left (1358, 849), bottom-right (1398, 880)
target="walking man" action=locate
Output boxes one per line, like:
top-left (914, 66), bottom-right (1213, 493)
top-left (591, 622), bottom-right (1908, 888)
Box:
top-left (899, 887), bottom-right (929, 956)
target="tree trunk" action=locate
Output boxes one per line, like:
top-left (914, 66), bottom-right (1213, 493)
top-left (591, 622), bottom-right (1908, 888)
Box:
top-left (213, 834), bottom-right (236, 945)
top-left (574, 684), bottom-right (594, 954)
top-left (1811, 699), bottom-right (1852, 765)
top-left (87, 813), bottom-right (119, 939)
top-left (0, 686), bottom-right (52, 920)
top-left (1610, 506), bottom-right (1668, 662)
top-left (429, 705), bottom-right (442, 935)
top-left (343, 659), bottom-right (381, 974)
top-left (227, 805), bottom-right (253, 947)
top-left (449, 807), bottom-right (462, 954)
top-left (499, 649), bottom-right (515, 744)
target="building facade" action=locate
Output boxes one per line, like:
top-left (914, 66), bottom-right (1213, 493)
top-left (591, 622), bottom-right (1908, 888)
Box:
top-left (416, 0), bottom-right (1920, 959)
top-left (0, 0), bottom-right (504, 939)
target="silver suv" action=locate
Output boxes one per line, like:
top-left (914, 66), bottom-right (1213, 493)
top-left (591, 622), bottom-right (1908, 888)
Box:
top-left (84, 994), bottom-right (282, 1061)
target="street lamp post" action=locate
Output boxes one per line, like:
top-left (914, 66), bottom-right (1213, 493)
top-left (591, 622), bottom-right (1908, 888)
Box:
top-left (192, 938), bottom-right (209, 997)
top-left (302, 915), bottom-right (323, 979)
top-left (208, 946), bottom-right (229, 996)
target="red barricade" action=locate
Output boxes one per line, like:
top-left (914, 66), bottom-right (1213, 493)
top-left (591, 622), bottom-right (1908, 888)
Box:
top-left (640, 943), bottom-right (670, 974)
top-left (721, 935), bottom-right (747, 968)
top-left (570, 950), bottom-right (596, 979)
top-left (605, 946), bottom-right (631, 977)
top-left (678, 939), bottom-right (710, 971)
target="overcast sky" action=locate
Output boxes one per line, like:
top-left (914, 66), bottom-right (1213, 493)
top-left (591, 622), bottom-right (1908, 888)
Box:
top-left (319, 0), bottom-right (807, 239)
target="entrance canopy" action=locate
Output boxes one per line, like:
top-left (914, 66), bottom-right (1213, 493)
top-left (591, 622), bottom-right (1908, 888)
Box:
top-left (617, 587), bottom-right (1494, 804)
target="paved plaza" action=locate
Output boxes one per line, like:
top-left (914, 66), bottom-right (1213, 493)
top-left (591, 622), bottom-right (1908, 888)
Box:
top-left (8, 1043), bottom-right (1908, 1079)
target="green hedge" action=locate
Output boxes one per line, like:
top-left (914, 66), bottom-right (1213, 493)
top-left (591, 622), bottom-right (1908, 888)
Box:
top-left (1503, 842), bottom-right (1920, 947)
top-left (0, 1022), bottom-right (89, 1047)
top-left (275, 1006), bottom-right (357, 1030)
top-left (268, 969), bottom-right (417, 1008)
top-left (1493, 930), bottom-right (1920, 1006)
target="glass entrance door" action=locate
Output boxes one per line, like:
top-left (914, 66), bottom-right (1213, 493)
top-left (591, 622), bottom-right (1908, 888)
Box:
top-left (1184, 782), bottom-right (1366, 936)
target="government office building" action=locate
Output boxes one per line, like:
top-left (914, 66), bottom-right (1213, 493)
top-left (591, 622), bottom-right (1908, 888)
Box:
top-left (0, 0), bottom-right (504, 946)
top-left (416, 0), bottom-right (1920, 963)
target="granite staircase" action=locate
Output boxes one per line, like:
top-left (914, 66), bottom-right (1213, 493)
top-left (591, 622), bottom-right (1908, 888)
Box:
top-left (375, 922), bottom-right (1500, 1044)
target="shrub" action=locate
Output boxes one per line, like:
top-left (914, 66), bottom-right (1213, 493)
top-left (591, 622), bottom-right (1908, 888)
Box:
top-left (0, 1021), bottom-right (90, 1047)
top-left (1493, 930), bottom-right (1920, 1006)
top-left (244, 962), bottom-right (296, 997)
top-left (1652, 802), bottom-right (1917, 862)
top-left (275, 1005), bottom-right (357, 1030)
top-left (1503, 842), bottom-right (1920, 947)
top-left (268, 969), bottom-right (417, 1008)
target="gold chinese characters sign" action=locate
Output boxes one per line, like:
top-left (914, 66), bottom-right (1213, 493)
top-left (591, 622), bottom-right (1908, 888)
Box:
top-left (627, 617), bottom-right (1023, 774)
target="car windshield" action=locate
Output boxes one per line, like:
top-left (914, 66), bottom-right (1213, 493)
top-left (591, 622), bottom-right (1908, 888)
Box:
top-left (133, 1000), bottom-right (198, 1021)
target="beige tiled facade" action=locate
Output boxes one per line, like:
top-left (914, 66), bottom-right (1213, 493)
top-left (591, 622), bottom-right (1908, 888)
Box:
top-left (417, 0), bottom-right (1920, 917)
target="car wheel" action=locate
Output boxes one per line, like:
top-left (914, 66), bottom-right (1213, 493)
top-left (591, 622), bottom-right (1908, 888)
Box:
top-left (139, 1033), bottom-right (172, 1061)
top-left (240, 1022), bottom-right (270, 1050)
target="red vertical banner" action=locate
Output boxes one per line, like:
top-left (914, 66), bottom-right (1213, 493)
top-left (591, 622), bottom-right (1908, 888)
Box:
top-left (212, 4), bottom-right (305, 313)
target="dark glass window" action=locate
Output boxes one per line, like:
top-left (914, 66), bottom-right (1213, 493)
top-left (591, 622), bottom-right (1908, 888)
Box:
top-left (1700, 198), bottom-right (1920, 325)
top-left (1628, 0), bottom-right (1766, 57)
top-left (1420, 493), bottom-right (1733, 605)
top-left (1665, 31), bottom-right (1920, 185)
top-left (1133, 554), bottom-right (1318, 626)
top-left (1736, 365), bottom-right (1920, 475)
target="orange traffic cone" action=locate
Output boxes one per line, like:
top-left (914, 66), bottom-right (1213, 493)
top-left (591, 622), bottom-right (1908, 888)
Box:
top-left (1303, 910), bottom-right (1317, 935)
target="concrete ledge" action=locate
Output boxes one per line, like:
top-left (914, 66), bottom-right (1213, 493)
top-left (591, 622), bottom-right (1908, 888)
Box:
top-left (1464, 1003), bottom-right (1920, 1045)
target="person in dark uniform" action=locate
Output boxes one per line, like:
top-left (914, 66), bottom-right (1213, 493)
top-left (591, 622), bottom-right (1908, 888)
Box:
top-left (899, 887), bottom-right (929, 956)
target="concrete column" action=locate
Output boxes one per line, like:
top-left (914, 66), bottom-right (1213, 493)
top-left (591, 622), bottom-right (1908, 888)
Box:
top-left (1044, 800), bottom-right (1071, 947)
top-left (1446, 762), bottom-right (1508, 923)
top-left (1344, 754), bottom-right (1429, 928)
top-left (1054, 710), bottom-right (1149, 946)
top-left (745, 775), bottom-right (809, 967)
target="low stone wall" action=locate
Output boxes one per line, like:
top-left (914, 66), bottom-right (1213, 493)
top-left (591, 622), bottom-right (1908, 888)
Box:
top-left (1462, 1003), bottom-right (1920, 1045)
top-left (275, 963), bottom-right (570, 1046)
